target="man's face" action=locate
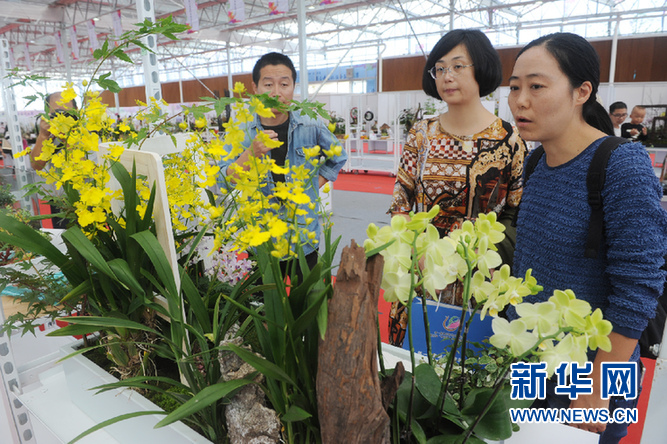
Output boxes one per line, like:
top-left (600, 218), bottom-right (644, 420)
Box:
top-left (48, 92), bottom-right (75, 115)
top-left (253, 64), bottom-right (295, 109)
top-left (609, 108), bottom-right (627, 127)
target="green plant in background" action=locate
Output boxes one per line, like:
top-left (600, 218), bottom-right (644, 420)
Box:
top-left (423, 98), bottom-right (440, 116)
top-left (0, 162), bottom-right (167, 378)
top-left (43, 99), bottom-right (341, 442)
top-left (364, 208), bottom-right (613, 443)
top-left (329, 112), bottom-right (346, 135)
top-left (1, 11), bottom-right (347, 443)
top-left (0, 257), bottom-right (73, 336)
top-left (398, 107), bottom-right (418, 134)
top-left (49, 222), bottom-right (259, 443)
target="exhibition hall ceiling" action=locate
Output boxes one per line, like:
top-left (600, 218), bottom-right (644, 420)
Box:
top-left (0, 0), bottom-right (665, 82)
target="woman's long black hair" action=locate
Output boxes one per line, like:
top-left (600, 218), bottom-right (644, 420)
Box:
top-left (517, 33), bottom-right (614, 136)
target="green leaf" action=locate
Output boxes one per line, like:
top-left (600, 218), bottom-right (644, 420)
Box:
top-left (107, 258), bottom-right (145, 297)
top-left (130, 231), bottom-right (178, 303)
top-left (365, 239), bottom-right (396, 258)
top-left (62, 227), bottom-right (118, 280)
top-left (396, 373), bottom-right (435, 421)
top-left (282, 405), bottom-right (312, 422)
top-left (180, 268), bottom-right (211, 332)
top-left (0, 213), bottom-right (69, 268)
top-left (60, 280), bottom-right (91, 305)
top-left (414, 363), bottom-right (442, 406)
top-left (411, 418), bottom-right (427, 444)
top-left (48, 315), bottom-right (158, 335)
top-left (221, 344), bottom-right (296, 386)
top-left (69, 411), bottom-right (166, 443)
top-left (110, 161), bottom-right (137, 234)
top-left (291, 288), bottom-right (327, 339)
top-left (113, 50), bottom-right (133, 64)
top-left (93, 375), bottom-right (188, 394)
top-left (46, 324), bottom-right (102, 337)
top-left (461, 387), bottom-right (513, 440)
top-left (156, 379), bottom-right (250, 427)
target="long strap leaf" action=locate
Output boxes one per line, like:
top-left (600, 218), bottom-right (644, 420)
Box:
top-left (62, 227), bottom-right (119, 282)
top-left (131, 231), bottom-right (179, 306)
top-left (155, 379), bottom-right (251, 428)
top-left (69, 411), bottom-right (166, 443)
top-left (221, 343), bottom-right (296, 386)
top-left (0, 213), bottom-right (70, 269)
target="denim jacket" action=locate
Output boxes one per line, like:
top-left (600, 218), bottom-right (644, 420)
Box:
top-left (218, 110), bottom-right (348, 256)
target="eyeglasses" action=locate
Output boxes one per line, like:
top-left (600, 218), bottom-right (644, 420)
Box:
top-left (428, 63), bottom-right (474, 79)
top-left (611, 113), bottom-right (628, 118)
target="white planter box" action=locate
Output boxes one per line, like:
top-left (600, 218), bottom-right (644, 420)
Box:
top-left (17, 340), bottom-right (213, 444)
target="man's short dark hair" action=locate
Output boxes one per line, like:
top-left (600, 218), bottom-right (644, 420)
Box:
top-left (252, 52), bottom-right (297, 85)
top-left (422, 29), bottom-right (502, 100)
top-left (609, 101), bottom-right (627, 114)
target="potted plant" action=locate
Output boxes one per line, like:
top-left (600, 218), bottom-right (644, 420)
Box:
top-left (1, 15), bottom-right (350, 442)
top-left (364, 208), bottom-right (612, 443)
top-left (329, 112), bottom-right (346, 139)
top-left (398, 107), bottom-right (418, 135)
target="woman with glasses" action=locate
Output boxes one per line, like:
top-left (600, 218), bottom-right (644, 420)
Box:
top-left (387, 29), bottom-right (527, 346)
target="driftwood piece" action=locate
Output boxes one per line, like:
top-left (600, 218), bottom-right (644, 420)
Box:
top-left (317, 240), bottom-right (390, 444)
top-left (381, 361), bottom-right (405, 412)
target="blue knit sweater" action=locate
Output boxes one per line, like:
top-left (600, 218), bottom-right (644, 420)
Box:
top-left (512, 137), bottom-right (667, 340)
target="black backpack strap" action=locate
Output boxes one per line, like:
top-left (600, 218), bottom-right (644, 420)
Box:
top-left (584, 136), bottom-right (627, 258)
top-left (512, 145), bottom-right (545, 227)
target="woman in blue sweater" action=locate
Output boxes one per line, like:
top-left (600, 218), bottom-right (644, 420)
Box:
top-left (508, 32), bottom-right (667, 443)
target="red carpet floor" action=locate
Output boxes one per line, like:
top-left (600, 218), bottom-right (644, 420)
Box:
top-left (334, 172), bottom-right (395, 195)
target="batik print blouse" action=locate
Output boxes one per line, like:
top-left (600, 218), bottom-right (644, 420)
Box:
top-left (389, 117), bottom-right (527, 235)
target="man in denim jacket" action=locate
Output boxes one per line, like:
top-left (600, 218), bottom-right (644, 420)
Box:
top-left (218, 52), bottom-right (348, 271)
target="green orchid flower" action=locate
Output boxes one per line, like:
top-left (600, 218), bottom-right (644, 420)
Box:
top-left (405, 205), bottom-right (440, 232)
top-left (549, 289), bottom-right (592, 330)
top-left (450, 220), bottom-right (477, 248)
top-left (489, 318), bottom-right (537, 356)
top-left (470, 270), bottom-right (496, 304)
top-left (382, 242), bottom-right (413, 276)
top-left (417, 225), bottom-right (457, 266)
top-left (381, 268), bottom-right (412, 304)
top-left (583, 308), bottom-right (613, 352)
top-left (523, 269), bottom-right (543, 294)
top-left (475, 235), bottom-right (503, 278)
top-left (515, 301), bottom-right (560, 336)
top-left (474, 212), bottom-right (506, 247)
top-left (421, 253), bottom-right (465, 298)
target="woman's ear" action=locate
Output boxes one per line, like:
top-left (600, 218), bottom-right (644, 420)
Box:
top-left (574, 81), bottom-right (593, 106)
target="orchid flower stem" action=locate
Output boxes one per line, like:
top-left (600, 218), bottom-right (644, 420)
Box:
top-left (437, 240), bottom-right (469, 414)
top-left (377, 315), bottom-right (386, 376)
top-left (462, 364), bottom-right (513, 443)
top-left (405, 291), bottom-right (416, 438)
top-left (458, 250), bottom-right (474, 408)
top-left (437, 300), bottom-right (466, 414)
top-left (421, 296), bottom-right (433, 366)
top-left (405, 246), bottom-right (419, 439)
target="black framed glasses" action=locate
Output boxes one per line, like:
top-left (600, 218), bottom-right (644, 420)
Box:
top-left (611, 113), bottom-right (628, 118)
top-left (428, 63), bottom-right (474, 79)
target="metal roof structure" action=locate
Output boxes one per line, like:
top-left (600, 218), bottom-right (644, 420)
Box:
top-left (0, 0), bottom-right (666, 86)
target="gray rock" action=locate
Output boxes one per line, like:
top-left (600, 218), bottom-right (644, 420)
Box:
top-left (219, 337), bottom-right (282, 444)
